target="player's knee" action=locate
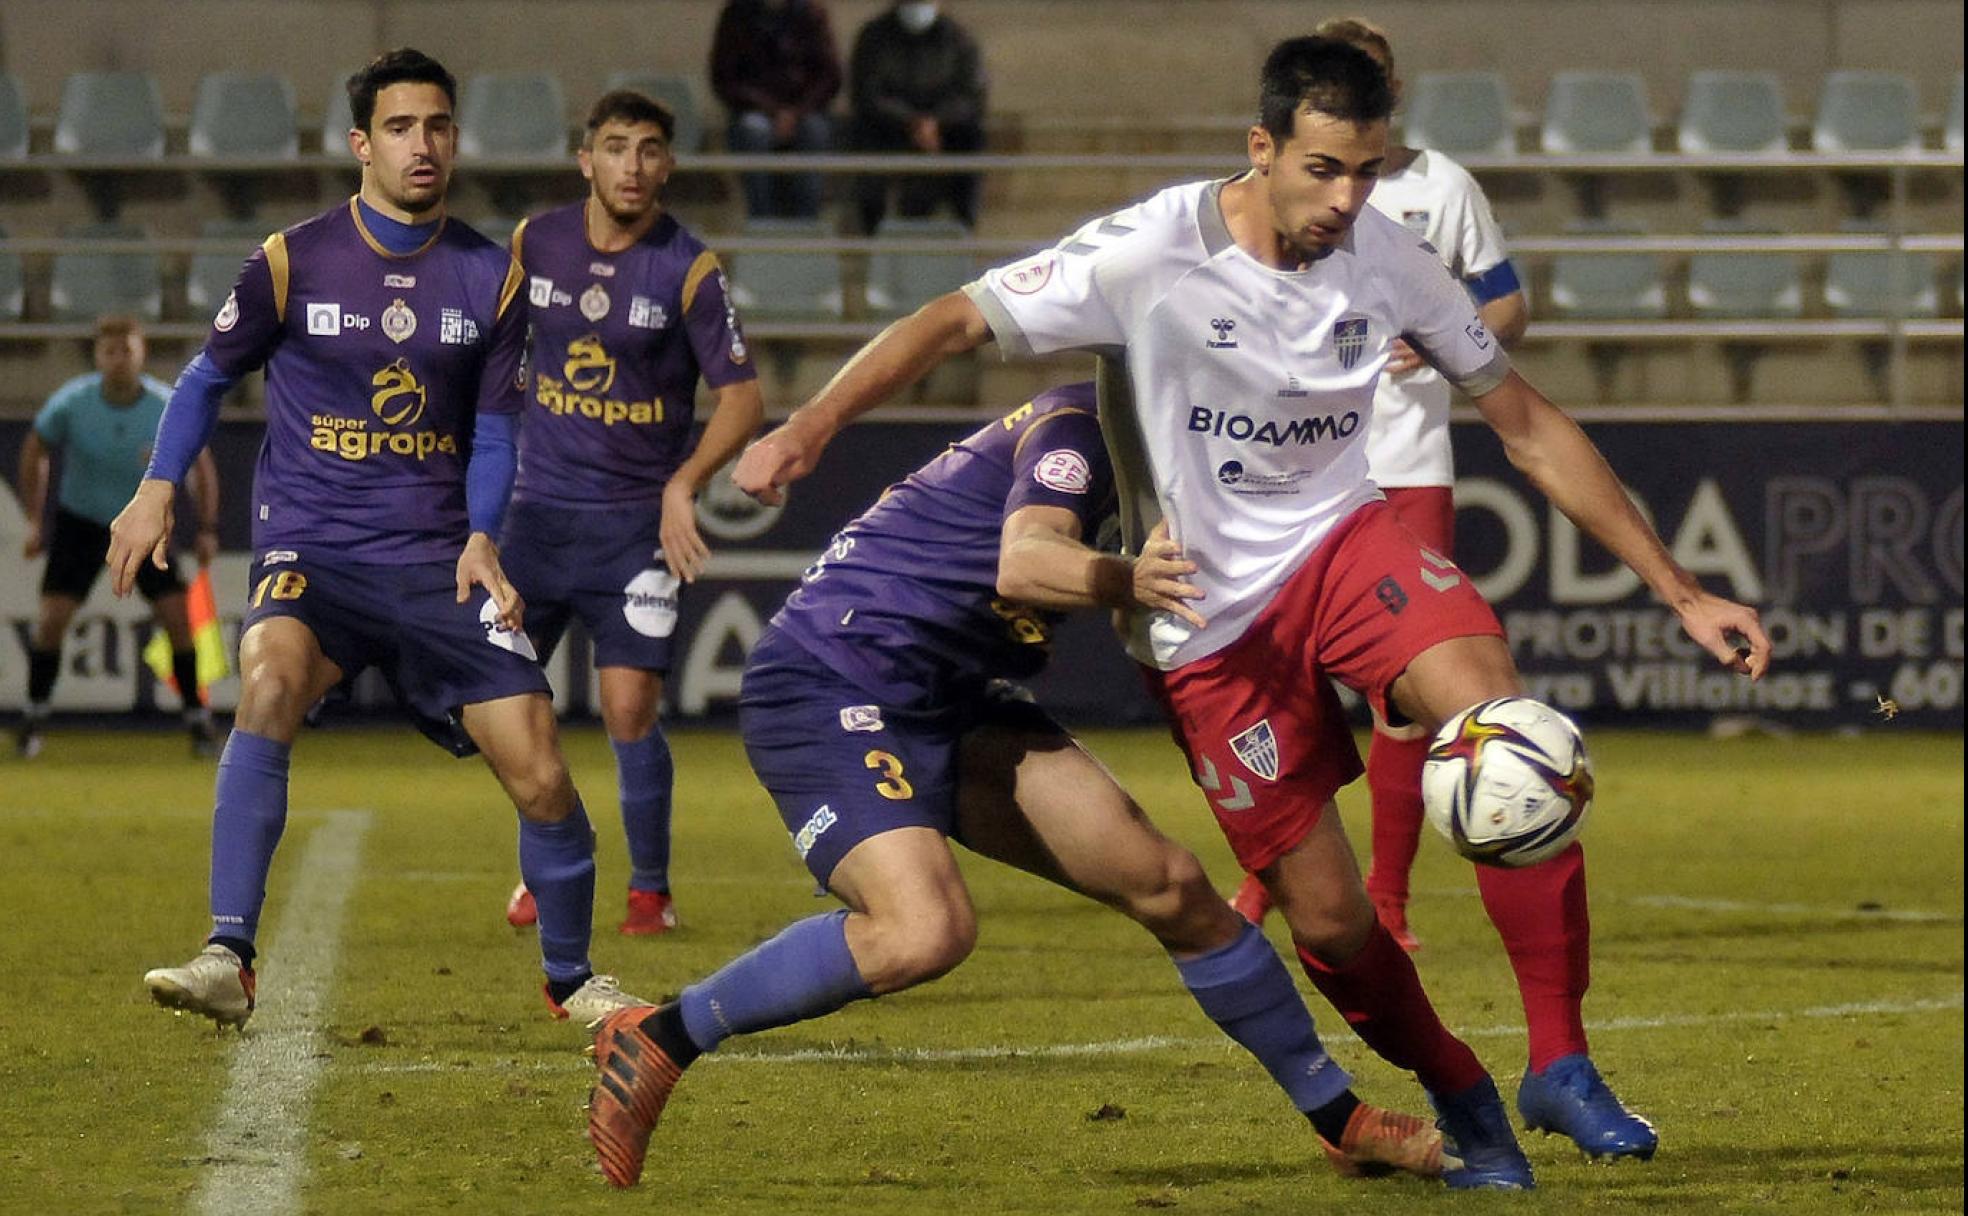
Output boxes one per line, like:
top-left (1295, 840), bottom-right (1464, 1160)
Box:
top-left (600, 695), bottom-right (660, 743)
top-left (880, 902), bottom-right (977, 985)
top-left (1284, 888), bottom-right (1377, 966)
top-left (234, 659), bottom-right (310, 735)
top-left (505, 755), bottom-right (575, 823)
top-left (1119, 845), bottom-right (1214, 937)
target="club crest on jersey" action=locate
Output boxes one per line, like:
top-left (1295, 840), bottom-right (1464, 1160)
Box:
top-left (580, 283), bottom-right (611, 322)
top-left (381, 298), bottom-right (417, 344)
top-left (214, 291), bottom-right (239, 332)
top-left (1229, 719), bottom-right (1281, 782)
top-left (1332, 317), bottom-right (1369, 370)
top-left (839, 705), bottom-right (884, 734)
top-left (1207, 317), bottom-right (1239, 349)
top-left (1034, 449), bottom-right (1093, 494)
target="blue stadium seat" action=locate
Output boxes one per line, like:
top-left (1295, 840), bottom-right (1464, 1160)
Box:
top-left (190, 73), bottom-right (298, 158)
top-left (55, 72), bottom-right (165, 157)
top-left (1549, 237), bottom-right (1667, 319)
top-left (1678, 71), bottom-right (1787, 154)
top-left (728, 220), bottom-right (843, 318)
top-left (0, 224), bottom-right (23, 320)
top-left (1402, 72), bottom-right (1515, 157)
top-left (1687, 249), bottom-right (1804, 317)
top-left (1824, 249), bottom-right (1941, 318)
top-left (0, 74), bottom-right (28, 160)
top-left (1541, 72), bottom-right (1652, 155)
top-left (603, 72), bottom-right (706, 154)
top-left (187, 219), bottom-right (270, 318)
top-left (865, 217), bottom-right (973, 316)
top-left (51, 222), bottom-right (163, 321)
top-left (458, 73), bottom-right (568, 160)
top-left (1812, 71), bottom-right (1920, 152)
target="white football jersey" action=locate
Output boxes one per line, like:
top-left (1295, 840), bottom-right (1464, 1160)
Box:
top-left (1362, 150), bottom-right (1514, 487)
top-left (966, 177), bottom-right (1510, 670)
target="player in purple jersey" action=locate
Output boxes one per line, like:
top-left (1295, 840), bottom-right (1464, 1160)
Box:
top-left (107, 49), bottom-right (645, 1031)
top-left (583, 384), bottom-right (1458, 1190)
top-left (498, 89), bottom-right (764, 937)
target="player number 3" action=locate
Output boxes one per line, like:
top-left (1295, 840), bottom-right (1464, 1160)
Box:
top-left (251, 570), bottom-right (309, 607)
top-left (863, 749), bottom-right (914, 800)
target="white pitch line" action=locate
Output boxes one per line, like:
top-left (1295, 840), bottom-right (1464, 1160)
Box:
top-left (346, 990), bottom-right (1963, 1076)
top-left (192, 810), bottom-right (371, 1216)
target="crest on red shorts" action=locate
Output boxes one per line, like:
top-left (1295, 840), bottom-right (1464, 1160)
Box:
top-left (1229, 719), bottom-right (1280, 782)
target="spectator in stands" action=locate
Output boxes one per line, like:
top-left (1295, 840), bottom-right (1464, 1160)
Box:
top-left (711, 0), bottom-right (842, 219)
top-left (849, 1), bottom-right (987, 233)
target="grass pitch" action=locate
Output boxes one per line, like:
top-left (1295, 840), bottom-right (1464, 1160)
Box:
top-left (0, 725), bottom-right (1960, 1215)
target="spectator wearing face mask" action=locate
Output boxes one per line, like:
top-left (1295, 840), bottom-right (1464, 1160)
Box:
top-left (849, 1), bottom-right (987, 233)
top-left (711, 0), bottom-right (843, 219)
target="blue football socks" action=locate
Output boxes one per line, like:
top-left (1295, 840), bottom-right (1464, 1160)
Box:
top-left (207, 730), bottom-right (291, 960)
top-left (1175, 921), bottom-right (1354, 1114)
top-left (519, 798), bottom-right (597, 986)
top-left (676, 909), bottom-right (872, 1053)
top-left (612, 726), bottom-right (675, 894)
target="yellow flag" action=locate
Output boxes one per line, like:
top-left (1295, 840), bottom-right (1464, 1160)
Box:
top-left (143, 567), bottom-right (232, 694)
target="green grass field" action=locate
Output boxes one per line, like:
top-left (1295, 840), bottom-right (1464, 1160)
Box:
top-left (1, 726), bottom-right (1960, 1215)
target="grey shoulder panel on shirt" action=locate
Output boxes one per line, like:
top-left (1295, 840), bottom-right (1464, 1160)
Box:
top-left (963, 280), bottom-right (1032, 361)
top-left (1448, 346), bottom-right (1513, 398)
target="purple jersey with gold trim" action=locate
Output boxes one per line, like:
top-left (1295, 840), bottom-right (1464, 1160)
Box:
top-left (201, 200), bottom-right (528, 563)
top-left (772, 383), bottom-right (1114, 711)
top-left (510, 203), bottom-right (755, 507)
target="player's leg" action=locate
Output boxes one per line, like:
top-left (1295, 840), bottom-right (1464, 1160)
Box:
top-left (17, 592), bottom-right (79, 757)
top-left (144, 615), bottom-right (343, 1028)
top-left (143, 560), bottom-right (217, 756)
top-left (1390, 635), bottom-right (1653, 1158)
top-left (955, 716), bottom-right (1448, 1181)
top-left (597, 666), bottom-right (678, 935)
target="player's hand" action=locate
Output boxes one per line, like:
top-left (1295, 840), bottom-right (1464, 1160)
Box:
top-left (22, 519), bottom-right (43, 560)
top-left (106, 480), bottom-right (176, 597)
top-left (1386, 338), bottom-right (1426, 375)
top-left (1131, 519), bottom-right (1208, 630)
top-left (660, 480), bottom-right (711, 584)
top-left (194, 527), bottom-right (220, 567)
top-left (733, 420), bottom-right (823, 506)
top-left (457, 532), bottom-right (524, 633)
top-left (1674, 590), bottom-right (1770, 681)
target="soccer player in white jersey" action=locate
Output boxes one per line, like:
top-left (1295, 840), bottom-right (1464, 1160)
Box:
top-left (1220, 17), bottom-right (1655, 1162)
top-left (734, 37), bottom-right (1771, 1188)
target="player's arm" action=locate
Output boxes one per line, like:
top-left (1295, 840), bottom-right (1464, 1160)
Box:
top-left (1472, 371), bottom-right (1769, 678)
top-left (733, 290), bottom-right (994, 503)
top-left (661, 378), bottom-right (763, 583)
top-left (187, 447), bottom-right (221, 565)
top-left (16, 428), bottom-right (50, 559)
top-left (456, 255), bottom-right (530, 631)
top-left (998, 511), bottom-right (1206, 629)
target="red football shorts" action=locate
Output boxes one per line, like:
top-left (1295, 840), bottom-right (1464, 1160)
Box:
top-left (1143, 497), bottom-right (1503, 873)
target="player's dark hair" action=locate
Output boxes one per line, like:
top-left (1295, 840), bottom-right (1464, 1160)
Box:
top-left (584, 90), bottom-right (677, 146)
top-left (346, 48), bottom-right (457, 134)
top-left (1311, 17), bottom-right (1395, 79)
top-left (1258, 36), bottom-right (1394, 139)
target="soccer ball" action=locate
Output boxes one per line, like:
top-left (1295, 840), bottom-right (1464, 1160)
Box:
top-left (1422, 697), bottom-right (1594, 868)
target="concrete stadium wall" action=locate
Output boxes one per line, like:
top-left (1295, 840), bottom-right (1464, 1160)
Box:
top-left (2, 0), bottom-right (1961, 122)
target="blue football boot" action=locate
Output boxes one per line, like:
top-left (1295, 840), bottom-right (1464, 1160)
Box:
top-left (1430, 1075), bottom-right (1536, 1190)
top-left (1517, 1054), bottom-right (1659, 1160)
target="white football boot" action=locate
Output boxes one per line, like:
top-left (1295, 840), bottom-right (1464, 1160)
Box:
top-left (549, 974), bottom-right (648, 1027)
top-left (145, 943), bottom-right (256, 1030)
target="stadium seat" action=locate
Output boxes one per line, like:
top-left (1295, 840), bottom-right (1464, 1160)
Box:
top-left (1687, 248), bottom-right (1804, 317)
top-left (1678, 71), bottom-right (1787, 154)
top-left (1823, 249), bottom-right (1941, 318)
top-left (0, 225), bottom-right (23, 320)
top-left (187, 219), bottom-right (271, 317)
top-left (603, 71), bottom-right (706, 154)
top-left (458, 73), bottom-right (568, 160)
top-left (1812, 71), bottom-right (1920, 151)
top-left (1402, 71), bottom-right (1515, 157)
top-left (1548, 240), bottom-right (1668, 318)
top-left (727, 220), bottom-right (843, 318)
top-left (55, 72), bottom-right (165, 157)
top-left (0, 74), bottom-right (28, 160)
top-left (1946, 72), bottom-right (1963, 155)
top-left (51, 222), bottom-right (163, 321)
top-left (321, 70), bottom-right (356, 153)
top-left (865, 217), bottom-right (973, 316)
top-left (1541, 72), bottom-right (1652, 155)
top-left (189, 72), bottom-right (299, 158)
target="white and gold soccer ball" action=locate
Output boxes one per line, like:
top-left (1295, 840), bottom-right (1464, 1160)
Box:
top-left (1422, 697), bottom-right (1594, 868)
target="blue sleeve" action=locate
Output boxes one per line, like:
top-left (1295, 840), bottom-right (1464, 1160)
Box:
top-left (466, 410), bottom-right (518, 536)
top-left (144, 353), bottom-right (236, 484)
top-left (1465, 259), bottom-right (1523, 305)
top-left (31, 386), bottom-right (72, 446)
